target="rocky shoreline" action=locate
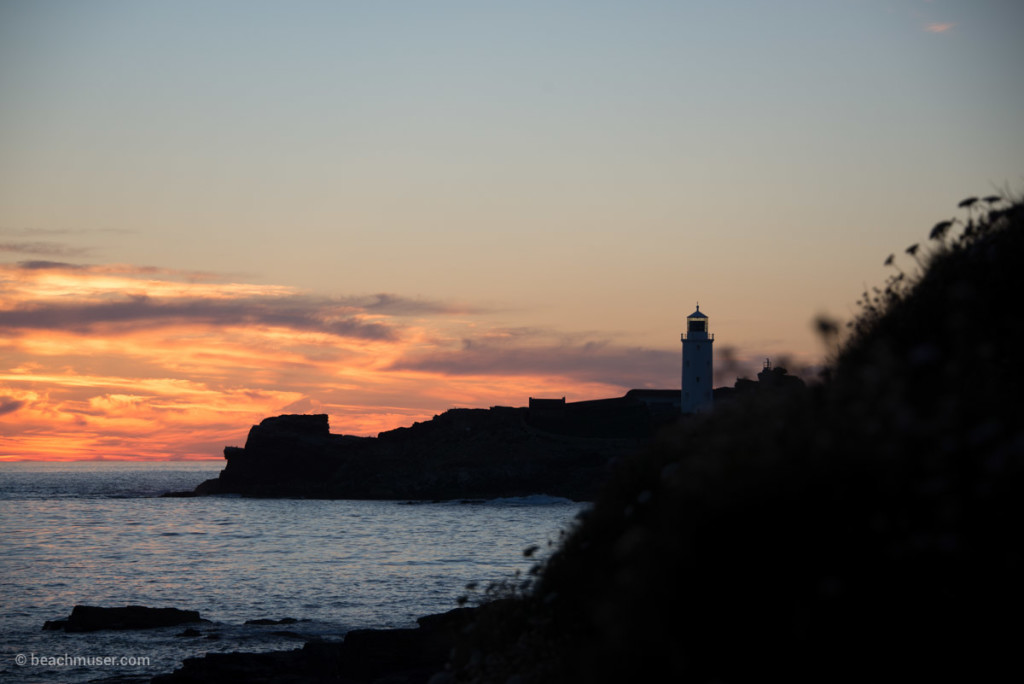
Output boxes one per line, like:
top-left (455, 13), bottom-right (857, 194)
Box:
top-left (151, 607), bottom-right (473, 684)
top-left (40, 604), bottom-right (472, 683)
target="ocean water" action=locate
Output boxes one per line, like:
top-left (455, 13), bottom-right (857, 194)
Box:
top-left (0, 462), bottom-right (585, 683)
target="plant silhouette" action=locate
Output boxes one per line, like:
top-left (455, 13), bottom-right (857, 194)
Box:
top-left (447, 193), bottom-right (1024, 683)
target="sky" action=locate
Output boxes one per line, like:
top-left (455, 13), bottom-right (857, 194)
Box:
top-left (1, 0), bottom-right (1022, 460)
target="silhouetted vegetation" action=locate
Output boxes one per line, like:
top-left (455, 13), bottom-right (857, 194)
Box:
top-left (448, 195), bottom-right (1024, 682)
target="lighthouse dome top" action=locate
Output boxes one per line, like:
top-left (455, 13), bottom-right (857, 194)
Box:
top-left (687, 305), bottom-right (708, 319)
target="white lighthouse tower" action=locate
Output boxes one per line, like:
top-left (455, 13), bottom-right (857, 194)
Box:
top-left (681, 304), bottom-right (714, 414)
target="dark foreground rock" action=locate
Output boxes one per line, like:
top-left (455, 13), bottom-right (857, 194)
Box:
top-left (151, 607), bottom-right (475, 684)
top-left (43, 605), bottom-right (207, 632)
top-left (443, 198), bottom-right (1024, 682)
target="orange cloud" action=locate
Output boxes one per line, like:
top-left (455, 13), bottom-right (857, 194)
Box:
top-left (924, 22), bottom-right (954, 33)
top-left (0, 261), bottom-right (684, 461)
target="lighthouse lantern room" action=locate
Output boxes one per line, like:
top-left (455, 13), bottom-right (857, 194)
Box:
top-left (681, 304), bottom-right (714, 414)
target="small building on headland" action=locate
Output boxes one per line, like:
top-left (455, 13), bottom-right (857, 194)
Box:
top-left (527, 396), bottom-right (566, 418)
top-left (713, 358), bottom-right (807, 403)
top-left (527, 391), bottom-right (681, 439)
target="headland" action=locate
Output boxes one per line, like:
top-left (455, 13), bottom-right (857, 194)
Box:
top-left (179, 390), bottom-right (683, 501)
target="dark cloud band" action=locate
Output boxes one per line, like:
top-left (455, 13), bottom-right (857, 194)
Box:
top-left (0, 295), bottom-right (396, 340)
top-left (390, 341), bottom-right (679, 388)
top-left (0, 242), bottom-right (90, 257)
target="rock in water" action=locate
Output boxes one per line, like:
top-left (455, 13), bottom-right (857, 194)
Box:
top-left (43, 605), bottom-right (206, 632)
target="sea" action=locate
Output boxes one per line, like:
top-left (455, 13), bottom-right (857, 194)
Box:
top-left (0, 461), bottom-right (586, 683)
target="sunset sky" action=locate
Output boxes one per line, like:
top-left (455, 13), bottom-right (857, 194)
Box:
top-left (2, 1), bottom-right (1022, 460)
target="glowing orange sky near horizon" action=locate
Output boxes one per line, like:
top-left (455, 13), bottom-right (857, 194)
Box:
top-left (0, 263), bottom-right (673, 461)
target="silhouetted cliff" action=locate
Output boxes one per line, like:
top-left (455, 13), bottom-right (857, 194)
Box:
top-left (192, 402), bottom-right (660, 501)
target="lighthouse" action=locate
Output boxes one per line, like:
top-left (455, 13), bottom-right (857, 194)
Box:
top-left (681, 305), bottom-right (714, 414)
